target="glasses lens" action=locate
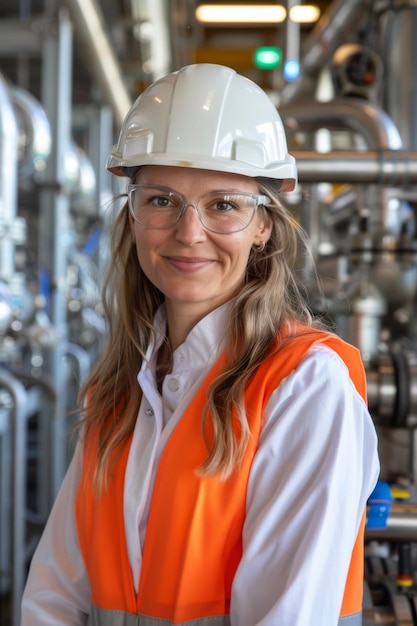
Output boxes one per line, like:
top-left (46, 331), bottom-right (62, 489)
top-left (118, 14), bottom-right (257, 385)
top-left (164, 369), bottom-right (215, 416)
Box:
top-left (198, 192), bottom-right (257, 233)
top-left (128, 185), bottom-right (183, 228)
top-left (127, 185), bottom-right (264, 233)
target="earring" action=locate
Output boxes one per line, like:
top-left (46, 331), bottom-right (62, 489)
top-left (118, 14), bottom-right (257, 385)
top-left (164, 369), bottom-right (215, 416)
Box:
top-left (255, 241), bottom-right (266, 252)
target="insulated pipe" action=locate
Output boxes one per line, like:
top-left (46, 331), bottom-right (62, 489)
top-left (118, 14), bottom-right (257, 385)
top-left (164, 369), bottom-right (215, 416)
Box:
top-left (280, 0), bottom-right (374, 105)
top-left (0, 74), bottom-right (19, 281)
top-left (281, 99), bottom-right (403, 151)
top-left (8, 85), bottom-right (52, 179)
top-left (63, 0), bottom-right (132, 128)
top-left (130, 0), bottom-right (172, 81)
top-left (292, 150), bottom-right (417, 185)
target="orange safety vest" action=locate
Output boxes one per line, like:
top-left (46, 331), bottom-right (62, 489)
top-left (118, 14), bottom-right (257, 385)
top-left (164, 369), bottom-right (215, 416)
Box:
top-left (76, 328), bottom-right (367, 626)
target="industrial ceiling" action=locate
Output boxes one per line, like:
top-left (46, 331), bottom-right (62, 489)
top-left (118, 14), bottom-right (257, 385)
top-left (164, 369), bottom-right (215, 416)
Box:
top-left (0, 0), bottom-right (367, 131)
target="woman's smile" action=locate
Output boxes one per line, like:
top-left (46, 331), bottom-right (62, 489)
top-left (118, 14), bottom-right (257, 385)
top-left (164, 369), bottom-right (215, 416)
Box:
top-left (165, 255), bottom-right (214, 273)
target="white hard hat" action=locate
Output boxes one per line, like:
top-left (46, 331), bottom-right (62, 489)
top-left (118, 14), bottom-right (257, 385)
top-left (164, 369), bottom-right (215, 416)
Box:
top-left (107, 63), bottom-right (297, 192)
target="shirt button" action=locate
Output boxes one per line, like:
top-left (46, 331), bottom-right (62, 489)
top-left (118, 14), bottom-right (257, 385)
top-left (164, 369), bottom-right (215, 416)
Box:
top-left (145, 408), bottom-right (154, 416)
top-left (168, 378), bottom-right (180, 392)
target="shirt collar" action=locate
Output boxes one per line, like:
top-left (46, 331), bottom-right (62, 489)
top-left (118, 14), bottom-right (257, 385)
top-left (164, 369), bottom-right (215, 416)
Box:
top-left (141, 301), bottom-right (232, 378)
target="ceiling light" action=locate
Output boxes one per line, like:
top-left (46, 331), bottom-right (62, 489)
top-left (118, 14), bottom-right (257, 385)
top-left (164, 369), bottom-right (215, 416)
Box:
top-left (195, 4), bottom-right (287, 24)
top-left (289, 5), bottom-right (320, 23)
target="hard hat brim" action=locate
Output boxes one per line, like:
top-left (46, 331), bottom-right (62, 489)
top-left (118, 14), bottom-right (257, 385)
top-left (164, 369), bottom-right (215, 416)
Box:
top-left (107, 151), bottom-right (297, 192)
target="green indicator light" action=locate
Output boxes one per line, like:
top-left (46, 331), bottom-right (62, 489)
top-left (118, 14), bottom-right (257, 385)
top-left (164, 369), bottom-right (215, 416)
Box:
top-left (254, 47), bottom-right (282, 69)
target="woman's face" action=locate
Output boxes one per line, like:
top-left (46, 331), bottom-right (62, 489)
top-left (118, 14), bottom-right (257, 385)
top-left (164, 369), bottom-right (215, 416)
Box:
top-left (129, 165), bottom-right (272, 324)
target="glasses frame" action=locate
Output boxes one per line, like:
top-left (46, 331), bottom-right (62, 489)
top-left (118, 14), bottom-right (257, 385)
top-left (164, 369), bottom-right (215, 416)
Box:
top-left (126, 183), bottom-right (271, 234)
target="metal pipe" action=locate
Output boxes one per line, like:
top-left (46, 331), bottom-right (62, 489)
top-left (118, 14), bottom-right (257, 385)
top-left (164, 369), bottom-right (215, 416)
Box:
top-left (366, 503), bottom-right (417, 541)
top-left (63, 0), bottom-right (132, 128)
top-left (40, 9), bottom-right (73, 498)
top-left (280, 0), bottom-right (374, 105)
top-left (130, 0), bottom-right (172, 81)
top-left (281, 99), bottom-right (403, 150)
top-left (0, 73), bottom-right (19, 281)
top-left (292, 150), bottom-right (417, 185)
top-left (0, 368), bottom-right (30, 626)
top-left (8, 85), bottom-right (52, 179)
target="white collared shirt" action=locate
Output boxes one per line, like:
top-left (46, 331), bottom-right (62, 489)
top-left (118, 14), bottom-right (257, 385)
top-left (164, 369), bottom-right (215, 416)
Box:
top-left (21, 305), bottom-right (380, 626)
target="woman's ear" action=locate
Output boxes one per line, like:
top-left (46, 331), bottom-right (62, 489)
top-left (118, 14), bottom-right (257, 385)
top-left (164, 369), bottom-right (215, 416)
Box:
top-left (256, 211), bottom-right (273, 244)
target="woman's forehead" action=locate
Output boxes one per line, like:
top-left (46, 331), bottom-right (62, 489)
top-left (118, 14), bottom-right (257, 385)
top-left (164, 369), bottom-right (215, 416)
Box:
top-left (135, 165), bottom-right (259, 193)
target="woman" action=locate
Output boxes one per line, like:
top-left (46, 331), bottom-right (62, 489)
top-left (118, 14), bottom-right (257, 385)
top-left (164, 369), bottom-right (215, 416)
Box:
top-left (21, 63), bottom-right (379, 626)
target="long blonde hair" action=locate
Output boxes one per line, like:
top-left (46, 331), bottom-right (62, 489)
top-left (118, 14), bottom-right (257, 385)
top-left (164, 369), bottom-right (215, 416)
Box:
top-left (78, 180), bottom-right (324, 489)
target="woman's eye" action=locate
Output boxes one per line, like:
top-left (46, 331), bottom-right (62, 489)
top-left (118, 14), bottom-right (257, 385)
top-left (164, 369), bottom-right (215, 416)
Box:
top-left (214, 200), bottom-right (234, 212)
top-left (150, 196), bottom-right (171, 207)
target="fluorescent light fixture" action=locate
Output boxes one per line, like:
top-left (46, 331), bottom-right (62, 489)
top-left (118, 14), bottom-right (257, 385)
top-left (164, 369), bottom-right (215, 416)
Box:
top-left (289, 5), bottom-right (320, 23)
top-left (195, 4), bottom-right (287, 24)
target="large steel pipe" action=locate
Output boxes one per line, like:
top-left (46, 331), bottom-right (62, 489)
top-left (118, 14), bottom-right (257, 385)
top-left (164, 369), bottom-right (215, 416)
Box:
top-left (293, 150), bottom-right (417, 185)
top-left (366, 503), bottom-right (417, 542)
top-left (281, 99), bottom-right (403, 150)
top-left (63, 0), bottom-right (132, 128)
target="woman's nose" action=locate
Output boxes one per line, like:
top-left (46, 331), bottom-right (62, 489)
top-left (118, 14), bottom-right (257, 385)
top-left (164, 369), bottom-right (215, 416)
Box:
top-left (174, 204), bottom-right (207, 244)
